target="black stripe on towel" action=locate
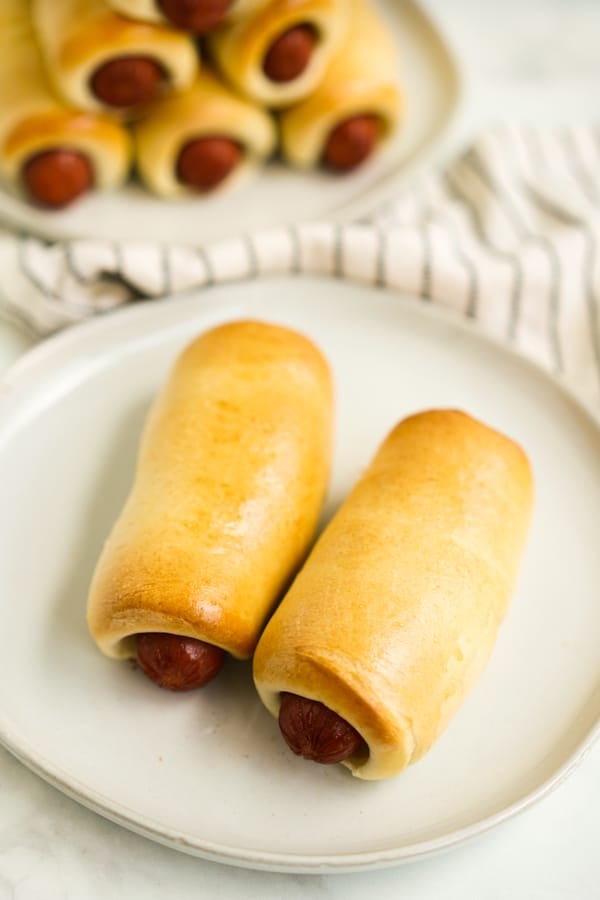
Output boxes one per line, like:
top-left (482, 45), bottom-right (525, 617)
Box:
top-left (448, 228), bottom-right (477, 317)
top-left (112, 241), bottom-right (124, 277)
top-left (445, 166), bottom-right (523, 339)
top-left (17, 238), bottom-right (58, 301)
top-left (420, 225), bottom-right (432, 300)
top-left (553, 131), bottom-right (600, 390)
top-left (560, 129), bottom-right (600, 206)
top-left (107, 243), bottom-right (149, 301)
top-left (243, 233), bottom-right (259, 278)
top-left (583, 228), bottom-right (600, 387)
top-left (196, 245), bottom-right (214, 285)
top-left (288, 226), bottom-right (301, 274)
top-left (64, 243), bottom-right (88, 285)
top-left (470, 146), bottom-right (563, 372)
top-left (374, 226), bottom-right (386, 287)
top-left (333, 224), bottom-right (344, 278)
top-left (161, 245), bottom-right (172, 295)
top-left (18, 236), bottom-right (102, 313)
top-left (423, 195), bottom-right (478, 317)
top-left (0, 284), bottom-right (39, 336)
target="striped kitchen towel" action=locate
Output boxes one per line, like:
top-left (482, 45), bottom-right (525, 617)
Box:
top-left (1, 123), bottom-right (599, 406)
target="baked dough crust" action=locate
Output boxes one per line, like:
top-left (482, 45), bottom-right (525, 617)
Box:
top-left (133, 69), bottom-right (276, 197)
top-left (209, 0), bottom-right (348, 108)
top-left (0, 0), bottom-right (131, 189)
top-left (280, 0), bottom-right (403, 168)
top-left (254, 410), bottom-right (534, 780)
top-left (31, 0), bottom-right (198, 118)
top-left (87, 321), bottom-right (334, 661)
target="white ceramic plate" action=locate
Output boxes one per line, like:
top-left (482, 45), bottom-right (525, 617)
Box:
top-left (0, 277), bottom-right (599, 874)
top-left (0, 0), bottom-right (461, 244)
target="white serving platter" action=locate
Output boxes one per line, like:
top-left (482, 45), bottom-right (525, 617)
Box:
top-left (0, 0), bottom-right (461, 244)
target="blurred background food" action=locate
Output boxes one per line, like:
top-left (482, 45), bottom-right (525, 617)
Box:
top-left (0, 0), bottom-right (404, 210)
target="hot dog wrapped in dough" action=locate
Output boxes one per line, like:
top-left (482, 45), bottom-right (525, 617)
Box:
top-left (87, 321), bottom-right (333, 692)
top-left (208, 0), bottom-right (348, 109)
top-left (106, 0), bottom-right (270, 34)
top-left (0, 0), bottom-right (131, 209)
top-left (280, 0), bottom-right (403, 172)
top-left (133, 70), bottom-right (276, 197)
top-left (31, 0), bottom-right (198, 117)
top-left (254, 410), bottom-right (534, 781)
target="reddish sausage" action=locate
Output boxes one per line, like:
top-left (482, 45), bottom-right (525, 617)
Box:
top-left (91, 57), bottom-right (164, 108)
top-left (278, 692), bottom-right (367, 764)
top-left (22, 149), bottom-right (94, 209)
top-left (176, 137), bottom-right (242, 191)
top-left (323, 115), bottom-right (380, 172)
top-left (159, 0), bottom-right (231, 33)
top-left (135, 633), bottom-right (225, 690)
top-left (263, 24), bottom-right (317, 83)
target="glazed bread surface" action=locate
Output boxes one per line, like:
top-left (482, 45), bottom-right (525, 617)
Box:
top-left (31, 0), bottom-right (198, 117)
top-left (209, 0), bottom-right (348, 108)
top-left (254, 409), bottom-right (534, 780)
top-left (87, 320), bottom-right (334, 661)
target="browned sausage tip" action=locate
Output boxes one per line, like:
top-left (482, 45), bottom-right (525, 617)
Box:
top-left (278, 692), bottom-right (367, 764)
top-left (263, 24), bottom-right (317, 83)
top-left (90, 57), bottom-right (164, 108)
top-left (135, 633), bottom-right (226, 690)
top-left (323, 115), bottom-right (380, 172)
top-left (158, 0), bottom-right (232, 33)
top-left (176, 137), bottom-right (242, 191)
top-left (22, 149), bottom-right (94, 209)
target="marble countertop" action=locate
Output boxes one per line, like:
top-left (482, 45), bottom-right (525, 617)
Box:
top-left (2, 2), bottom-right (600, 897)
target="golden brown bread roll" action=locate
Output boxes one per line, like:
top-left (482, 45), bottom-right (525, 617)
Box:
top-left (0, 0), bottom-right (131, 207)
top-left (106, 0), bottom-right (270, 31)
top-left (280, 0), bottom-right (403, 170)
top-left (254, 410), bottom-right (534, 780)
top-left (31, 0), bottom-right (198, 118)
top-left (133, 69), bottom-right (276, 197)
top-left (87, 320), bottom-right (333, 665)
top-left (208, 0), bottom-right (348, 109)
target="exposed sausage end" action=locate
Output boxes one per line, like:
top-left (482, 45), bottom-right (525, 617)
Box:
top-left (176, 137), bottom-right (243, 192)
top-left (278, 692), bottom-right (367, 764)
top-left (323, 115), bottom-right (381, 173)
top-left (135, 633), bottom-right (226, 690)
top-left (22, 149), bottom-right (94, 209)
top-left (158, 0), bottom-right (232, 34)
top-left (263, 24), bottom-right (317, 83)
top-left (91, 57), bottom-right (165, 109)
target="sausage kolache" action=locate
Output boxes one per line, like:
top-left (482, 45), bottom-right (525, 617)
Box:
top-left (280, 0), bottom-right (403, 172)
top-left (87, 321), bottom-right (333, 690)
top-left (133, 70), bottom-right (275, 197)
top-left (31, 0), bottom-right (198, 117)
top-left (254, 410), bottom-right (534, 779)
top-left (209, 0), bottom-right (348, 108)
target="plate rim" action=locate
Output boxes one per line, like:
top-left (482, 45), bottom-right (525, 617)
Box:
top-left (0, 275), bottom-right (598, 874)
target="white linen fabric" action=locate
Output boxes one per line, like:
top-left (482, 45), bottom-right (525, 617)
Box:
top-left (1, 124), bottom-right (599, 404)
